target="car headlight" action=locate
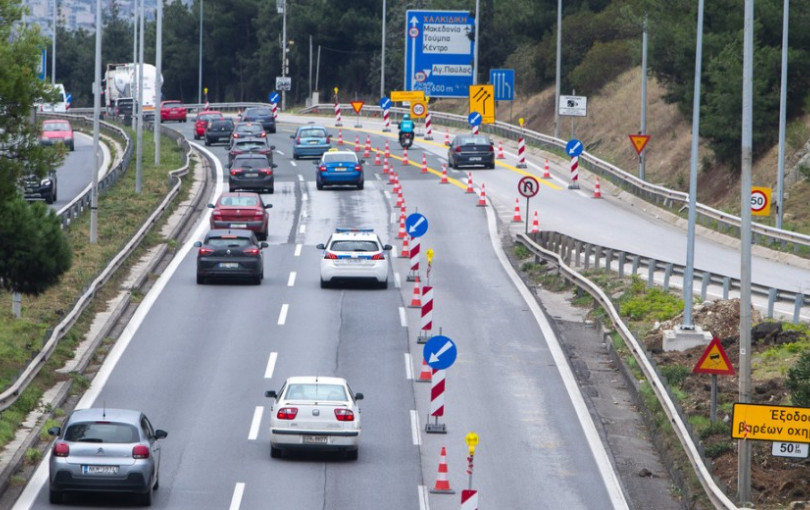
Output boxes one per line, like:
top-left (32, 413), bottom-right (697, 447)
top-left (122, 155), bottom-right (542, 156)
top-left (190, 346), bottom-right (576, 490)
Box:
top-left (40, 178), bottom-right (52, 186)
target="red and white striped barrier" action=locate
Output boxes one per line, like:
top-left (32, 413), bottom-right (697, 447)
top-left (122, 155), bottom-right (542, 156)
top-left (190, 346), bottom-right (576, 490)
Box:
top-left (418, 285), bottom-right (433, 344)
top-left (334, 101), bottom-right (342, 126)
top-left (408, 236), bottom-right (420, 281)
top-left (569, 156), bottom-right (580, 189)
top-left (382, 108), bottom-right (391, 132)
top-left (271, 102), bottom-right (278, 120)
top-left (516, 137), bottom-right (527, 168)
top-left (472, 124), bottom-right (479, 135)
top-left (461, 490), bottom-right (479, 509)
top-left (430, 369), bottom-right (445, 418)
top-left (424, 111), bottom-right (434, 140)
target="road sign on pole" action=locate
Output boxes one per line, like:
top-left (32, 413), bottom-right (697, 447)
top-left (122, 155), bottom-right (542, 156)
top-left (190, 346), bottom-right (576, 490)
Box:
top-left (751, 186), bottom-right (771, 216)
top-left (405, 10), bottom-right (475, 98)
top-left (406, 213), bottom-right (429, 237)
top-left (489, 69), bottom-right (514, 101)
top-left (629, 134), bottom-right (650, 155)
top-left (559, 95), bottom-right (587, 117)
top-left (469, 84), bottom-right (494, 124)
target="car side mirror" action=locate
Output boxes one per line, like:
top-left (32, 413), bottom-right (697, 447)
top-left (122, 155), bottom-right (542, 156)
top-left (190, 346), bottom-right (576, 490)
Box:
top-left (264, 203), bottom-right (273, 209)
top-left (316, 243), bottom-right (325, 250)
top-left (383, 244), bottom-right (393, 251)
top-left (270, 145), bottom-right (276, 151)
top-left (326, 136), bottom-right (332, 142)
top-left (155, 429), bottom-right (168, 440)
top-left (193, 241), bottom-right (202, 247)
top-left (207, 203), bottom-right (214, 209)
top-left (260, 242), bottom-right (269, 248)
top-left (290, 135), bottom-right (295, 139)
top-left (271, 163), bottom-right (278, 168)
top-left (265, 390), bottom-right (278, 399)
top-left (359, 160), bottom-right (366, 165)
top-left (354, 392), bottom-right (364, 401)
top-left (47, 426), bottom-right (61, 436)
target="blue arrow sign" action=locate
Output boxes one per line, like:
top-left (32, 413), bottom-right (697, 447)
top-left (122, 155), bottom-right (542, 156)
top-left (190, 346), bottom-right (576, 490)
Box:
top-left (269, 92), bottom-right (280, 104)
top-left (468, 112), bottom-right (482, 127)
top-left (405, 213), bottom-right (428, 238)
top-left (39, 49), bottom-right (47, 81)
top-left (65, 93), bottom-right (73, 105)
top-left (379, 97), bottom-right (392, 110)
top-left (489, 69), bottom-right (515, 101)
top-left (423, 335), bottom-right (457, 370)
top-left (566, 139), bottom-right (583, 157)
top-left (405, 10), bottom-right (475, 98)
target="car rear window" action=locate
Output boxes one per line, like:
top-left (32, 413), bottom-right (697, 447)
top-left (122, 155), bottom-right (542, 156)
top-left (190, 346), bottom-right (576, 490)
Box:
top-left (300, 129), bottom-right (326, 138)
top-left (458, 136), bottom-right (490, 146)
top-left (207, 236), bottom-right (252, 247)
top-left (234, 141), bottom-right (266, 150)
top-left (234, 157), bottom-right (268, 168)
top-left (220, 196), bottom-right (259, 207)
top-left (322, 153), bottom-right (357, 163)
top-left (285, 384), bottom-right (347, 401)
top-left (329, 240), bottom-right (379, 252)
top-left (44, 122), bottom-right (71, 131)
top-left (249, 108), bottom-right (271, 116)
top-left (65, 422), bottom-right (139, 443)
top-left (199, 113), bottom-right (221, 121)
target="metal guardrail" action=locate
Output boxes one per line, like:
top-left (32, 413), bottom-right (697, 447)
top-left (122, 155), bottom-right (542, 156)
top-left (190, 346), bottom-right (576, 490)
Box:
top-left (515, 231), bottom-right (740, 510)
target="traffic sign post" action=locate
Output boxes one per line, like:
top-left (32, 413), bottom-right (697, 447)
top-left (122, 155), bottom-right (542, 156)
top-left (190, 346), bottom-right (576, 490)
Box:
top-left (423, 335), bottom-right (456, 434)
top-left (469, 84), bottom-right (495, 124)
top-left (405, 10), bottom-right (475, 98)
top-left (693, 337), bottom-right (735, 423)
top-left (751, 186), bottom-right (771, 216)
top-left (489, 69), bottom-right (515, 101)
top-left (518, 176), bottom-right (540, 234)
top-left (350, 100), bottom-right (364, 128)
top-left (380, 96), bottom-right (392, 132)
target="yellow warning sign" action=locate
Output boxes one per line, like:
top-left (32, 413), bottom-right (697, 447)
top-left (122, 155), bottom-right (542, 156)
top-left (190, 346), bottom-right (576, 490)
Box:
top-left (732, 403), bottom-right (810, 442)
top-left (692, 337), bottom-right (734, 375)
top-left (391, 90), bottom-right (425, 103)
top-left (350, 101), bottom-right (364, 114)
top-left (751, 186), bottom-right (771, 217)
top-left (628, 134), bottom-right (650, 155)
top-left (469, 85), bottom-right (495, 124)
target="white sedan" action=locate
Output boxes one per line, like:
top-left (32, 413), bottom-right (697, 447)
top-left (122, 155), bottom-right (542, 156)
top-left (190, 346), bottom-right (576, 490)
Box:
top-left (316, 228), bottom-right (392, 289)
top-left (265, 376), bottom-right (363, 459)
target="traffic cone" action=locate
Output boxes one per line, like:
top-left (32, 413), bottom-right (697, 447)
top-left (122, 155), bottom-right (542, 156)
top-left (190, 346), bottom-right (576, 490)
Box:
top-left (465, 172), bottom-right (474, 193)
top-left (497, 140), bottom-right (505, 159)
top-left (593, 176), bottom-right (602, 198)
top-left (337, 129), bottom-right (344, 145)
top-left (531, 211), bottom-right (539, 234)
top-left (430, 447), bottom-right (455, 494)
top-left (543, 158), bottom-right (550, 178)
top-left (397, 214), bottom-right (407, 239)
top-left (388, 168), bottom-right (396, 184)
top-left (512, 198), bottom-right (522, 222)
top-left (354, 134), bottom-right (361, 152)
top-left (444, 129), bottom-right (450, 146)
top-left (402, 147), bottom-right (409, 165)
top-left (409, 277), bottom-right (422, 307)
top-left (384, 140), bottom-right (390, 159)
top-left (417, 358), bottom-right (432, 382)
top-left (477, 183), bottom-right (488, 207)
top-left (365, 134), bottom-right (371, 152)
top-left (400, 236), bottom-right (410, 258)
top-left (440, 163), bottom-right (448, 184)
top-left (383, 157), bottom-right (389, 175)
top-left (373, 149), bottom-right (381, 166)
top-left (363, 145), bottom-right (371, 158)
top-left (421, 153), bottom-right (428, 173)
top-left (395, 189), bottom-right (404, 207)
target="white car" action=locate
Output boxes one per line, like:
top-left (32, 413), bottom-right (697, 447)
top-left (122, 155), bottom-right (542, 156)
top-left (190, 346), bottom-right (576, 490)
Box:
top-left (316, 228), bottom-right (392, 288)
top-left (265, 376), bottom-right (363, 459)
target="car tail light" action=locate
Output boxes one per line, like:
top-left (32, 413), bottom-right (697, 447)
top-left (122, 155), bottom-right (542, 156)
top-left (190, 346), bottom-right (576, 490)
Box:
top-left (354, 164), bottom-right (362, 171)
top-left (324, 252), bottom-right (338, 260)
top-left (334, 408), bottom-right (355, 421)
top-left (243, 247), bottom-right (260, 256)
top-left (52, 442), bottom-right (69, 457)
top-left (487, 145), bottom-right (494, 152)
top-left (233, 133), bottom-right (240, 138)
top-left (253, 210), bottom-right (264, 220)
top-left (212, 211), bottom-right (222, 221)
top-left (259, 168), bottom-right (273, 176)
top-left (371, 253), bottom-right (385, 260)
top-left (198, 247), bottom-right (214, 256)
top-left (277, 407), bottom-right (298, 420)
top-left (455, 146), bottom-right (462, 153)
top-left (132, 445), bottom-right (150, 459)
top-left (318, 165), bottom-right (327, 172)
top-left (295, 137), bottom-right (301, 144)
top-left (230, 168), bottom-right (239, 176)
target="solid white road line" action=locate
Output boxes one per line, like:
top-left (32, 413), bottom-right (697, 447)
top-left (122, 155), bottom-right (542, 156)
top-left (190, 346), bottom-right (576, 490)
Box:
top-left (248, 406), bottom-right (263, 440)
top-left (410, 409), bottom-right (421, 446)
top-left (299, 224), bottom-right (306, 234)
top-left (229, 482), bottom-right (245, 510)
top-left (394, 272), bottom-right (401, 289)
top-left (418, 485), bottom-right (429, 510)
top-left (404, 353), bottom-right (413, 380)
top-left (265, 352), bottom-right (277, 379)
top-left (294, 244), bottom-right (302, 257)
top-left (277, 304), bottom-right (289, 325)
top-left (399, 306), bottom-right (407, 327)
top-left (287, 271), bottom-right (296, 286)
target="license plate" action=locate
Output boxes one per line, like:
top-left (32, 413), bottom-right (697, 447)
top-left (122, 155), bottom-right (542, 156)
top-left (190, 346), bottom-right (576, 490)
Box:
top-left (303, 435), bottom-right (327, 444)
top-left (335, 167), bottom-right (346, 172)
top-left (82, 465), bottom-right (118, 475)
top-left (470, 157), bottom-right (481, 161)
top-left (308, 140), bottom-right (318, 144)
top-left (230, 223), bottom-right (247, 228)
top-left (219, 262), bottom-right (239, 269)
top-left (244, 173), bottom-right (258, 178)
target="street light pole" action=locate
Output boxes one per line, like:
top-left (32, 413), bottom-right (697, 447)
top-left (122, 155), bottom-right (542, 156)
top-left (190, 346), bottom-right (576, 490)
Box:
top-left (281, 0), bottom-right (287, 112)
top-left (90, 0), bottom-right (101, 244)
top-left (472, 0), bottom-right (480, 84)
top-left (380, 0), bottom-right (386, 98)
top-left (554, 0), bottom-right (562, 139)
top-left (198, 0), bottom-right (203, 105)
top-left (52, 0), bottom-right (56, 84)
top-left (154, 0), bottom-right (163, 165)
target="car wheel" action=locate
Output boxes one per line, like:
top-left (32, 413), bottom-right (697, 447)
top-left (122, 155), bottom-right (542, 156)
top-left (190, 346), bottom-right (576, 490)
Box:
top-left (49, 489), bottom-right (63, 504)
top-left (268, 187), bottom-right (274, 194)
top-left (253, 275), bottom-right (262, 285)
top-left (270, 445), bottom-right (283, 458)
top-left (45, 190), bottom-right (55, 205)
top-left (357, 180), bottom-right (364, 190)
top-left (204, 138), bottom-right (211, 146)
top-left (378, 279), bottom-right (389, 290)
top-left (320, 278), bottom-right (329, 289)
top-left (197, 274), bottom-right (205, 285)
top-left (259, 231), bottom-right (268, 241)
top-left (346, 449), bottom-right (359, 461)
top-left (316, 181), bottom-right (324, 191)
top-left (141, 486), bottom-right (153, 506)
top-left (293, 153), bottom-right (299, 160)
top-left (229, 186), bottom-right (235, 192)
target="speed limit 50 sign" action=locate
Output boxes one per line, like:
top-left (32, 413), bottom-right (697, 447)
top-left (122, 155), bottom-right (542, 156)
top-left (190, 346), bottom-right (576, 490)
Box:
top-left (751, 186), bottom-right (771, 216)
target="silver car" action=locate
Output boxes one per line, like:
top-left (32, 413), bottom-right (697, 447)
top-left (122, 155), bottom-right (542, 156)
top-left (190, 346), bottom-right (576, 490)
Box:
top-left (48, 408), bottom-right (168, 505)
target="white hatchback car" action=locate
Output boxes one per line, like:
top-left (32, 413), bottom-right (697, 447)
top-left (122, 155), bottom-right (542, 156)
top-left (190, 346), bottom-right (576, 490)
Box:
top-left (265, 376), bottom-right (363, 459)
top-left (316, 228), bottom-right (392, 288)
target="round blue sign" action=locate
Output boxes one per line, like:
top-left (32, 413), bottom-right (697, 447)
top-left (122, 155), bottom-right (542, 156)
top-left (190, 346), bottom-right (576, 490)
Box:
top-left (423, 335), bottom-right (457, 370)
top-left (65, 93), bottom-right (73, 104)
top-left (379, 97), bottom-right (392, 110)
top-left (269, 92), bottom-right (280, 104)
top-left (566, 139), bottom-right (583, 157)
top-left (405, 213), bottom-right (428, 238)
top-left (467, 112), bottom-right (482, 127)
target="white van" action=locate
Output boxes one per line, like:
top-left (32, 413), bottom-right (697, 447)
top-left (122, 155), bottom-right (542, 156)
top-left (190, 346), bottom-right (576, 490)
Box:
top-left (37, 83), bottom-right (70, 113)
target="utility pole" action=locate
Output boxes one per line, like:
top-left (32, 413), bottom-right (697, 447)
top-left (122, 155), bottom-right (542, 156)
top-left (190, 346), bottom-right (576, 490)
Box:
top-left (554, 0), bottom-right (562, 139)
top-left (154, 0), bottom-right (163, 165)
top-left (281, 0), bottom-right (287, 112)
top-left (90, 0), bottom-right (101, 244)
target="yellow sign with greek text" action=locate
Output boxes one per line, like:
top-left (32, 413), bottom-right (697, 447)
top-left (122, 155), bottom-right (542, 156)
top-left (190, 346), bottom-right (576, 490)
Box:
top-left (732, 403), bottom-right (810, 443)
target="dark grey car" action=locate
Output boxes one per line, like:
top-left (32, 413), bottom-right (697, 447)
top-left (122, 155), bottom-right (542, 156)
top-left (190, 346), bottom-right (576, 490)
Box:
top-left (48, 408), bottom-right (168, 505)
top-left (240, 107), bottom-right (276, 133)
top-left (204, 117), bottom-right (234, 146)
top-left (447, 134), bottom-right (496, 169)
top-left (229, 153), bottom-right (277, 193)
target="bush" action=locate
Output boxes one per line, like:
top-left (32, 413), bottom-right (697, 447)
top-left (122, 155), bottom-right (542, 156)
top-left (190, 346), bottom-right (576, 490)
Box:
top-left (786, 350), bottom-right (810, 406)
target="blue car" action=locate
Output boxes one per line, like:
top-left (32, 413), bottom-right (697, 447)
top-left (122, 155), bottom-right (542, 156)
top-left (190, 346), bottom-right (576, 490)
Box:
top-left (291, 124), bottom-right (331, 159)
top-left (315, 149), bottom-right (364, 190)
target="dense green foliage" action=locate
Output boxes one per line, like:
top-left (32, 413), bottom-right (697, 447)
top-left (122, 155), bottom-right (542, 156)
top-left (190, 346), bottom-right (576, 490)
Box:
top-left (786, 350), bottom-right (810, 406)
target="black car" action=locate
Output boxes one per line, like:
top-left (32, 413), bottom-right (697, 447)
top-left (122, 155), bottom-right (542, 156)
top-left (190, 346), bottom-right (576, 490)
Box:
top-left (194, 229), bottom-right (267, 284)
top-left (204, 117), bottom-right (234, 146)
top-left (228, 139), bottom-right (273, 166)
top-left (447, 134), bottom-right (496, 169)
top-left (240, 107), bottom-right (276, 134)
top-left (21, 171), bottom-right (57, 204)
top-left (229, 153), bottom-right (277, 194)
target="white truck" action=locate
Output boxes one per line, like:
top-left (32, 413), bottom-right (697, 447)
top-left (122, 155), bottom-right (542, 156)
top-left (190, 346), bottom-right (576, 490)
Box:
top-left (104, 63), bottom-right (161, 120)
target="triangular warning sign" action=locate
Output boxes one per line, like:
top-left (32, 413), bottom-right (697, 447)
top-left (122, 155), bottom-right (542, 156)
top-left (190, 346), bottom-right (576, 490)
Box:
top-left (693, 337), bottom-right (735, 375)
top-left (628, 134), bottom-right (650, 155)
top-left (350, 101), bottom-right (365, 114)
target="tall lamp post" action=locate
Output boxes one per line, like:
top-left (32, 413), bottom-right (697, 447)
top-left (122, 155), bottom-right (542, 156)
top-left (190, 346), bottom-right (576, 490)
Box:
top-left (52, 0), bottom-right (56, 84)
top-left (380, 0), bottom-right (386, 98)
top-left (198, 0), bottom-right (203, 105)
top-left (280, 0), bottom-right (287, 111)
top-left (90, 0), bottom-right (101, 243)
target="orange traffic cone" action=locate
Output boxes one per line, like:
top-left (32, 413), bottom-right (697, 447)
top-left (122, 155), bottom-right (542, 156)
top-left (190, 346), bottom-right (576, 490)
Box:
top-left (430, 447), bottom-right (455, 494)
top-left (512, 198), bottom-right (522, 222)
top-left (440, 163), bottom-right (448, 184)
top-left (465, 172), bottom-right (474, 193)
top-left (373, 149), bottom-right (381, 165)
top-left (395, 189), bottom-right (404, 207)
top-left (397, 214), bottom-right (407, 239)
top-left (496, 140), bottom-right (505, 159)
top-left (402, 147), bottom-right (409, 165)
top-left (409, 277), bottom-right (422, 308)
top-left (384, 140), bottom-right (390, 159)
top-left (477, 183), bottom-right (488, 207)
top-left (337, 129), bottom-right (344, 145)
top-left (531, 210), bottom-right (540, 234)
top-left (354, 134), bottom-right (361, 152)
top-left (365, 134), bottom-right (371, 152)
top-left (593, 176), bottom-right (602, 198)
top-left (421, 153), bottom-right (428, 173)
top-left (444, 129), bottom-right (450, 146)
top-left (543, 158), bottom-right (550, 178)
top-left (388, 168), bottom-right (396, 184)
top-left (383, 157), bottom-right (390, 175)
top-left (417, 358), bottom-right (432, 383)
top-left (400, 236), bottom-right (410, 258)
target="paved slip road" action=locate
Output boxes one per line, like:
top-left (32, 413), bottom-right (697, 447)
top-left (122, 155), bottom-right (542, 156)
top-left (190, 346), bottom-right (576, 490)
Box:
top-left (10, 117), bottom-right (654, 509)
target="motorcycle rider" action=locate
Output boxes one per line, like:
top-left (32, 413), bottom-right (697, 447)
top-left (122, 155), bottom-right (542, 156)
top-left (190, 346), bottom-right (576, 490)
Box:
top-left (398, 113), bottom-right (415, 141)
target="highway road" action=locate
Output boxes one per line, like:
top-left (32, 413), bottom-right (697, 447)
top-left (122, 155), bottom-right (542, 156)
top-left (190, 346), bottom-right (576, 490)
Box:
top-left (13, 117), bottom-right (634, 509)
top-left (51, 132), bottom-right (97, 211)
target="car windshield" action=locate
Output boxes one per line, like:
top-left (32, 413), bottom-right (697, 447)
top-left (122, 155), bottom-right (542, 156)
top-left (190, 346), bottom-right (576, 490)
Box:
top-left (44, 122), bottom-right (71, 131)
top-left (234, 157), bottom-right (267, 168)
top-left (329, 240), bottom-right (379, 252)
top-left (458, 136), bottom-right (490, 146)
top-left (285, 384), bottom-right (347, 401)
top-left (322, 153), bottom-right (357, 164)
top-left (207, 237), bottom-right (252, 247)
top-left (65, 422), bottom-right (139, 444)
top-left (220, 196), bottom-right (259, 207)
top-left (299, 129), bottom-right (326, 138)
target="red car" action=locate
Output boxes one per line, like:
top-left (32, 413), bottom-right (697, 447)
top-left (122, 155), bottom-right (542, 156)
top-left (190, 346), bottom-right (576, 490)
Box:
top-left (160, 100), bottom-right (187, 123)
top-left (207, 192), bottom-right (272, 240)
top-left (194, 110), bottom-right (224, 140)
top-left (39, 119), bottom-right (75, 151)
